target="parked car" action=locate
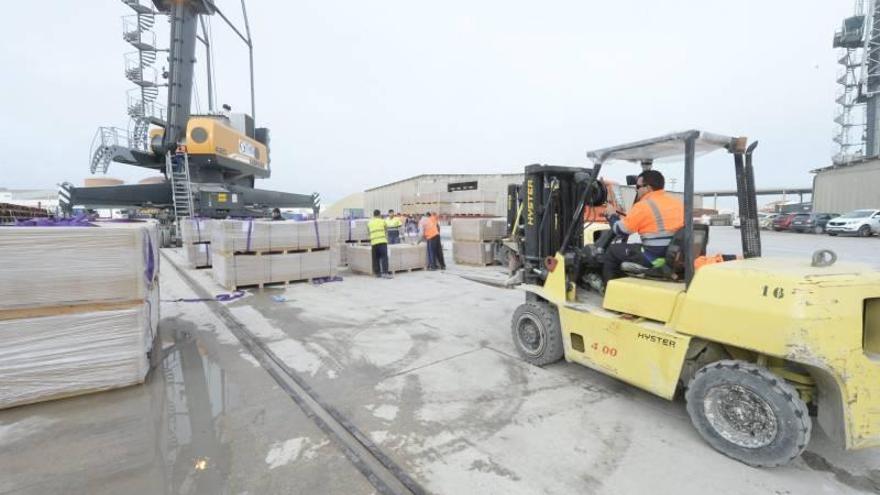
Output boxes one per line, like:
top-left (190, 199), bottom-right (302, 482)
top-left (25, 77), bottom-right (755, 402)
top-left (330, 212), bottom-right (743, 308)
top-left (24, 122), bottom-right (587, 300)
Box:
top-left (772, 213), bottom-right (796, 231)
top-left (790, 213), bottom-right (839, 234)
top-left (733, 212), bottom-right (770, 229)
top-left (825, 209), bottom-right (880, 237)
top-left (760, 213), bottom-right (780, 230)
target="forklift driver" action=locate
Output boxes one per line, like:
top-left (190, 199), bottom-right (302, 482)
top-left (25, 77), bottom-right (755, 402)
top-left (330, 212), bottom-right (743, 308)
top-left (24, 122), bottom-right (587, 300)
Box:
top-left (602, 170), bottom-right (684, 283)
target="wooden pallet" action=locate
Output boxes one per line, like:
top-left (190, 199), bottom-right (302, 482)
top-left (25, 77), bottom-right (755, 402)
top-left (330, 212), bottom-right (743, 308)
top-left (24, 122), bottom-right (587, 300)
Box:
top-left (230, 277), bottom-right (326, 291)
top-left (224, 246), bottom-right (332, 256)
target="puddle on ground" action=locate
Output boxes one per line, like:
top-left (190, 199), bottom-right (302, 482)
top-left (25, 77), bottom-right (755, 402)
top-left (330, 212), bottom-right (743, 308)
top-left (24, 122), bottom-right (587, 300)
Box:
top-left (0, 319), bottom-right (234, 495)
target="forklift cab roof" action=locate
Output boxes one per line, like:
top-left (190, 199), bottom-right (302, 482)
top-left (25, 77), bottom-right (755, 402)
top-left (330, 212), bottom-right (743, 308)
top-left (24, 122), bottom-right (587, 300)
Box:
top-left (582, 130), bottom-right (758, 286)
top-left (586, 130), bottom-right (746, 164)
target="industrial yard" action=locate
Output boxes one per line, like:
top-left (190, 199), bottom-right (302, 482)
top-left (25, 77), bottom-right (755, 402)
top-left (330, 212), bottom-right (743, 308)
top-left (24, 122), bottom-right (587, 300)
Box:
top-left (0, 228), bottom-right (878, 494)
top-left (6, 0), bottom-right (880, 494)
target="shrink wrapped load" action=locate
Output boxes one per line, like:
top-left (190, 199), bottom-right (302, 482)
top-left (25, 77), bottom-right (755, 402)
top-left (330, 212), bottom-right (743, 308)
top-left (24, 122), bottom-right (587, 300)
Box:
top-left (0, 224), bottom-right (158, 311)
top-left (451, 217), bottom-right (507, 241)
top-left (180, 217), bottom-right (214, 244)
top-left (0, 222), bottom-right (160, 409)
top-left (453, 241), bottom-right (496, 266)
top-left (347, 243), bottom-right (427, 275)
top-left (212, 249), bottom-right (338, 290)
top-left (184, 242), bottom-right (211, 268)
top-left (336, 219), bottom-right (370, 243)
top-left (212, 219), bottom-right (337, 253)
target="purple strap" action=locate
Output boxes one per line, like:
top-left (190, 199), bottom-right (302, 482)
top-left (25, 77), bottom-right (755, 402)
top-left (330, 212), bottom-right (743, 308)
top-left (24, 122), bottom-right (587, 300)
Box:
top-left (12, 213), bottom-right (93, 227)
top-left (143, 235), bottom-right (156, 290)
top-left (246, 219), bottom-right (254, 252)
top-left (195, 218), bottom-right (201, 242)
top-left (162, 291), bottom-right (246, 303)
top-left (313, 219), bottom-right (322, 248)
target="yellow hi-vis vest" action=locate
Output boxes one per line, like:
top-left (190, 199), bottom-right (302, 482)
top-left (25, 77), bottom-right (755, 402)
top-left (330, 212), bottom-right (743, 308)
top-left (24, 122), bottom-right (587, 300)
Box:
top-left (385, 217), bottom-right (402, 229)
top-left (368, 217), bottom-right (388, 245)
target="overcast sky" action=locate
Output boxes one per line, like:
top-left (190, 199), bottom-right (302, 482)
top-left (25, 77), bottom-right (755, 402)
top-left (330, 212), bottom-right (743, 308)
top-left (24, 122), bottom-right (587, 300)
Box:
top-left (0, 1), bottom-right (853, 205)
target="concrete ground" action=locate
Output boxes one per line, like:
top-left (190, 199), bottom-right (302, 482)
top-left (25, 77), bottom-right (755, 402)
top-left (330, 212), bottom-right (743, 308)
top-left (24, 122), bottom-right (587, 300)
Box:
top-left (1, 226), bottom-right (879, 494)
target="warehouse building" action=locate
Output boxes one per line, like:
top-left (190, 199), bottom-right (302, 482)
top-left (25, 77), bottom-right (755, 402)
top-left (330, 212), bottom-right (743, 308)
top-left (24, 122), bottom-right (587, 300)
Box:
top-left (812, 158), bottom-right (880, 213)
top-left (364, 173), bottom-right (700, 219)
top-left (364, 173), bottom-right (523, 218)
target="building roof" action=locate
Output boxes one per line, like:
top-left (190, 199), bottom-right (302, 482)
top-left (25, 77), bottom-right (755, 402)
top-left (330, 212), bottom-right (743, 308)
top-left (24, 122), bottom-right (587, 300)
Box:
top-left (811, 155), bottom-right (880, 174)
top-left (365, 173), bottom-right (524, 192)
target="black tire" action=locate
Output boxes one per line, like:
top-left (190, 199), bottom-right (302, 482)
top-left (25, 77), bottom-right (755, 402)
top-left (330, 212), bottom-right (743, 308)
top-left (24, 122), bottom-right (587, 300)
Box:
top-left (511, 300), bottom-right (564, 366)
top-left (858, 225), bottom-right (872, 237)
top-left (685, 360), bottom-right (811, 467)
top-left (828, 232), bottom-right (837, 236)
top-left (813, 225), bottom-right (824, 234)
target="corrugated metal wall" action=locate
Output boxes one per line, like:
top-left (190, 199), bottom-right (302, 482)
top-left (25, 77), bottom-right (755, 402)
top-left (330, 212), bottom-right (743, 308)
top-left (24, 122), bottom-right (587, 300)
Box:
top-left (364, 174), bottom-right (523, 217)
top-left (813, 160), bottom-right (880, 213)
top-left (363, 175), bottom-right (701, 218)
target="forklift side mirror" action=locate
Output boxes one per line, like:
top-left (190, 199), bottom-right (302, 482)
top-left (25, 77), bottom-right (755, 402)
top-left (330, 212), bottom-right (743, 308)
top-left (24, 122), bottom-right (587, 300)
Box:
top-left (626, 175), bottom-right (638, 186)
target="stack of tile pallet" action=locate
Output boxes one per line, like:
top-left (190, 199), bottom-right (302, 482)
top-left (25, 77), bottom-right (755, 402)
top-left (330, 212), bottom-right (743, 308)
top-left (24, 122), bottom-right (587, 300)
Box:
top-left (211, 219), bottom-right (339, 290)
top-left (181, 217), bottom-right (213, 268)
top-left (347, 243), bottom-right (427, 275)
top-left (0, 222), bottom-right (160, 409)
top-left (335, 218), bottom-right (370, 266)
top-left (401, 190), bottom-right (497, 216)
top-left (452, 217), bottom-right (507, 265)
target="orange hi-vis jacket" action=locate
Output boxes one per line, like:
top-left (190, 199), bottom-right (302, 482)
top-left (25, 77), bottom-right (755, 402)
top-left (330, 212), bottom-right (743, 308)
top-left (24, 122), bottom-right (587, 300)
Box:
top-left (423, 215), bottom-right (440, 239)
top-left (615, 189), bottom-right (684, 252)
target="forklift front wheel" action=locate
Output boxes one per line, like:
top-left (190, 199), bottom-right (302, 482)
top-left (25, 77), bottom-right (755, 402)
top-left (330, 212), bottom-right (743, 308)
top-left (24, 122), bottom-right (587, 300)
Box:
top-left (685, 360), bottom-right (811, 467)
top-left (511, 301), bottom-right (564, 366)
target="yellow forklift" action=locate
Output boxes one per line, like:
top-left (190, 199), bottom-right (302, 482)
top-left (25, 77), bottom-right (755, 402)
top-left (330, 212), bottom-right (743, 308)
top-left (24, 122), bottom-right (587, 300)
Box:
top-left (511, 130), bottom-right (880, 466)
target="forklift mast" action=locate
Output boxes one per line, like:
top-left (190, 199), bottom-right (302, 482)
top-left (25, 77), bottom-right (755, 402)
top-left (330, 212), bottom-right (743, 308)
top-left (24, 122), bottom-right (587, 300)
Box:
top-left (521, 164), bottom-right (607, 285)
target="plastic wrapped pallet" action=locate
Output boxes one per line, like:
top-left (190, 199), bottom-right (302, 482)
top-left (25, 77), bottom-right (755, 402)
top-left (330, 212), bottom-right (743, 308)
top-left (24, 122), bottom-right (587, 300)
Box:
top-left (184, 242), bottom-right (211, 268)
top-left (336, 219), bottom-right (370, 243)
top-left (0, 221), bottom-right (160, 410)
top-left (453, 241), bottom-right (495, 265)
top-left (0, 291), bottom-right (158, 410)
top-left (180, 217), bottom-right (214, 244)
top-left (212, 219), bottom-right (337, 253)
top-left (347, 243), bottom-right (427, 274)
top-left (212, 249), bottom-right (338, 290)
top-left (451, 217), bottom-right (507, 241)
top-left (0, 223), bottom-right (158, 311)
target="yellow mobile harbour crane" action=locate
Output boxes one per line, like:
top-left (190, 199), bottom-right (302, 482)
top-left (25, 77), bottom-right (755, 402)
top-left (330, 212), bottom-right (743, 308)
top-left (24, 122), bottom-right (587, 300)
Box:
top-left (61, 0), bottom-right (318, 244)
top-left (510, 130), bottom-right (880, 466)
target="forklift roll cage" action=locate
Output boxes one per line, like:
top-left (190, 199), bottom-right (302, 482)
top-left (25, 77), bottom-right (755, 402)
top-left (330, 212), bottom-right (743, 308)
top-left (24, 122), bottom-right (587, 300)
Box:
top-left (582, 130), bottom-right (760, 286)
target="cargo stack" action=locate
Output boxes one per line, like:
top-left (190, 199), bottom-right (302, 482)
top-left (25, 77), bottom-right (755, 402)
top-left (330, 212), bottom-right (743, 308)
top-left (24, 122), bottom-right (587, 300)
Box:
top-left (211, 219), bottom-right (339, 289)
top-left (401, 191), bottom-right (498, 216)
top-left (0, 222), bottom-right (160, 410)
top-left (336, 218), bottom-right (370, 266)
top-left (181, 217), bottom-right (214, 268)
top-left (347, 243), bottom-right (427, 275)
top-left (452, 217), bottom-right (507, 265)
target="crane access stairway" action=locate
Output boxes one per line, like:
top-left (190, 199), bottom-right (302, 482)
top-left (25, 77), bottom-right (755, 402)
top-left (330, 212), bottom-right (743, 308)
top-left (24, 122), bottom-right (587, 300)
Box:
top-left (168, 151), bottom-right (195, 224)
top-left (89, 0), bottom-right (167, 175)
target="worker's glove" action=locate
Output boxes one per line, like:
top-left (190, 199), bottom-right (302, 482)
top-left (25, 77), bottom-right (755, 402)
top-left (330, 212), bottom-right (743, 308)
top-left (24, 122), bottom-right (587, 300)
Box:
top-left (606, 213), bottom-right (621, 226)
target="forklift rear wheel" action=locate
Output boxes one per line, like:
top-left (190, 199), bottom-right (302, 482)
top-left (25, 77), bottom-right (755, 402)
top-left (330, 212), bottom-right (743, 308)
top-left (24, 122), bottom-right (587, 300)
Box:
top-left (511, 301), bottom-right (564, 366)
top-left (685, 360), bottom-right (811, 467)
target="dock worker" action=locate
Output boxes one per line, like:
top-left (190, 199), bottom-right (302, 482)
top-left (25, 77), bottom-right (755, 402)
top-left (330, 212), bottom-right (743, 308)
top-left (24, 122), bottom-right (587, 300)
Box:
top-left (386, 209), bottom-right (402, 244)
top-left (421, 212), bottom-right (445, 270)
top-left (602, 170), bottom-right (683, 284)
top-left (368, 209), bottom-right (393, 279)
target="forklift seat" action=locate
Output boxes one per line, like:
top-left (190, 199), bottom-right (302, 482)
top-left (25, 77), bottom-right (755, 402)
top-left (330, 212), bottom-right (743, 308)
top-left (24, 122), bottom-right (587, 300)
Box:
top-left (622, 224), bottom-right (710, 281)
